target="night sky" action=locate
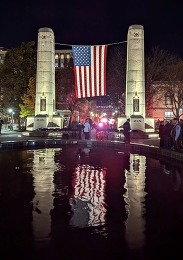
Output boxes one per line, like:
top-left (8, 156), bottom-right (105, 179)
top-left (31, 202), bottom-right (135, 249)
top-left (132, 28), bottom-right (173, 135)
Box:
top-left (1, 0), bottom-right (183, 56)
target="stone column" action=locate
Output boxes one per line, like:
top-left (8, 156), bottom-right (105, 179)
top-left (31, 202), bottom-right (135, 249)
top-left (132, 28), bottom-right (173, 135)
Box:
top-left (26, 28), bottom-right (64, 131)
top-left (118, 25), bottom-right (155, 134)
top-left (35, 28), bottom-right (55, 116)
top-left (125, 25), bottom-right (146, 131)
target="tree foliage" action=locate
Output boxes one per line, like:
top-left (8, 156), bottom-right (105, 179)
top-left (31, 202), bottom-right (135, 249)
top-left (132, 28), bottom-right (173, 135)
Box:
top-left (55, 68), bottom-right (90, 122)
top-left (19, 76), bottom-right (36, 118)
top-left (106, 44), bottom-right (127, 115)
top-left (145, 46), bottom-right (179, 114)
top-left (161, 59), bottom-right (183, 119)
top-left (0, 42), bottom-right (37, 115)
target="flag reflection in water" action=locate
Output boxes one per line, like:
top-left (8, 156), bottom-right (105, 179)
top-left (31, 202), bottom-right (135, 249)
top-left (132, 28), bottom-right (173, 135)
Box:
top-left (124, 154), bottom-right (147, 249)
top-left (69, 164), bottom-right (107, 228)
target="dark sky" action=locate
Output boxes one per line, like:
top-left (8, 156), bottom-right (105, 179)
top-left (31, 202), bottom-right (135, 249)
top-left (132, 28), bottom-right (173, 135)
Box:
top-left (1, 0), bottom-right (183, 56)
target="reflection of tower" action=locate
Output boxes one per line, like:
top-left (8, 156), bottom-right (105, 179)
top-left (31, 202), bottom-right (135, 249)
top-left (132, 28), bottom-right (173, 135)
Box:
top-left (124, 153), bottom-right (147, 249)
top-left (31, 148), bottom-right (60, 240)
top-left (69, 165), bottom-right (107, 227)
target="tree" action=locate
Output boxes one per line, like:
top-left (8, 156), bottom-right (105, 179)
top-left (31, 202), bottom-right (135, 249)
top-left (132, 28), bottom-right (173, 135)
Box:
top-left (145, 46), bottom-right (179, 115)
top-left (55, 68), bottom-right (74, 110)
top-left (19, 76), bottom-right (36, 118)
top-left (106, 44), bottom-right (127, 115)
top-left (0, 42), bottom-right (37, 115)
top-left (161, 59), bottom-right (183, 119)
top-left (55, 68), bottom-right (89, 123)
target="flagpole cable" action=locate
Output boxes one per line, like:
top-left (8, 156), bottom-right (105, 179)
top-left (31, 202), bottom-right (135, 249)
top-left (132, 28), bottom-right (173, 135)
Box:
top-left (107, 41), bottom-right (127, 46)
top-left (55, 41), bottom-right (127, 47)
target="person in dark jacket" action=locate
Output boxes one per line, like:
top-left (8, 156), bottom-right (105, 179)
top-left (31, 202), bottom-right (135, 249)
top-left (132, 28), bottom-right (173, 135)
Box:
top-left (77, 121), bottom-right (84, 139)
top-left (163, 120), bottom-right (173, 149)
top-left (123, 119), bottom-right (131, 144)
top-left (159, 121), bottom-right (165, 148)
top-left (170, 118), bottom-right (182, 151)
top-left (0, 117), bottom-right (3, 134)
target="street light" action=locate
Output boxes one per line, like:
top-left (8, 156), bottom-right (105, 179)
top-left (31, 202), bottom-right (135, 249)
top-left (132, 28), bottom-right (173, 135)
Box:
top-left (8, 109), bottom-right (14, 130)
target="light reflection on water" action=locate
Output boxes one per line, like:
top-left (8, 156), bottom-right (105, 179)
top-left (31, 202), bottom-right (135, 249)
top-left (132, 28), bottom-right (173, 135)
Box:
top-left (124, 154), bottom-right (147, 250)
top-left (0, 146), bottom-right (183, 259)
top-left (70, 164), bottom-right (107, 228)
top-left (31, 149), bottom-right (61, 241)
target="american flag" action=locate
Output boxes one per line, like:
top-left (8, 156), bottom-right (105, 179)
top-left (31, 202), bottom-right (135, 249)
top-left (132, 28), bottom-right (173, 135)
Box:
top-left (72, 45), bottom-right (108, 98)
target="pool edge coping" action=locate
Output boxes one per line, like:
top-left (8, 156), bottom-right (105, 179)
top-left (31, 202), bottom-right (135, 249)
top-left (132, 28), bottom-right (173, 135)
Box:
top-left (0, 138), bottom-right (182, 164)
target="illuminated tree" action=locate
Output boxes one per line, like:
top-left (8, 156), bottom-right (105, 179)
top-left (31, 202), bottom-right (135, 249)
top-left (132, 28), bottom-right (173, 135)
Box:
top-left (0, 42), bottom-right (37, 115)
top-left (19, 76), bottom-right (36, 118)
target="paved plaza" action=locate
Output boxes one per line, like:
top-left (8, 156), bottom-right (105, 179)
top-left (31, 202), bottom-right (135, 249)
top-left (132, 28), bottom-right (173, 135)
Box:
top-left (0, 128), bottom-right (160, 147)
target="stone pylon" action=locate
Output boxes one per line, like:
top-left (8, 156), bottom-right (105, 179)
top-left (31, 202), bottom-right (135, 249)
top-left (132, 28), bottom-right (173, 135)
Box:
top-left (26, 28), bottom-right (63, 130)
top-left (35, 28), bottom-right (56, 117)
top-left (126, 25), bottom-right (145, 120)
top-left (118, 24), bottom-right (154, 133)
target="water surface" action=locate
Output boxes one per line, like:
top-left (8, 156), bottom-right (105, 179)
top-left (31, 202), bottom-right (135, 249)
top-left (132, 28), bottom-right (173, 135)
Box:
top-left (0, 145), bottom-right (183, 259)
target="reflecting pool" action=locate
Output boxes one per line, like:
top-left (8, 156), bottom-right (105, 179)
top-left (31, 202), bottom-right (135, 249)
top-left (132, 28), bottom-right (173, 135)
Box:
top-left (0, 145), bottom-right (183, 260)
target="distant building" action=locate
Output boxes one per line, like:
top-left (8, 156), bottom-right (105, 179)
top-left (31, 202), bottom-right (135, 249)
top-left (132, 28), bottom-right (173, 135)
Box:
top-left (147, 81), bottom-right (181, 122)
top-left (55, 49), bottom-right (73, 69)
top-left (0, 47), bottom-right (73, 68)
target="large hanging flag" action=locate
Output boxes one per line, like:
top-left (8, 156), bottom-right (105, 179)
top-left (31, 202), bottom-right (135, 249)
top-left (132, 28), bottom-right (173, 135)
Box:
top-left (72, 45), bottom-right (108, 98)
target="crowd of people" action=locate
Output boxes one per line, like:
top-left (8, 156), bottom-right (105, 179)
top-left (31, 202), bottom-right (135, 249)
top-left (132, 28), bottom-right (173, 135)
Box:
top-left (72, 116), bottom-right (95, 140)
top-left (159, 117), bottom-right (183, 151)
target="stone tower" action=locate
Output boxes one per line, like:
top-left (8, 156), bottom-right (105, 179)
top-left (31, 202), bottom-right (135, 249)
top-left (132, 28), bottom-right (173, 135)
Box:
top-left (26, 28), bottom-right (63, 130)
top-left (126, 25), bottom-right (145, 120)
top-left (35, 28), bottom-right (55, 117)
top-left (118, 25), bottom-right (154, 133)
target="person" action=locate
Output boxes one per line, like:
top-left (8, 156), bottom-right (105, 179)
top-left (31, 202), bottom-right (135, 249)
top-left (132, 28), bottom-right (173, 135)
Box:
top-left (71, 120), bottom-right (78, 138)
top-left (90, 122), bottom-right (97, 140)
top-left (170, 117), bottom-right (182, 151)
top-left (0, 117), bottom-right (3, 134)
top-left (86, 116), bottom-right (93, 139)
top-left (87, 116), bottom-right (93, 128)
top-left (83, 119), bottom-right (91, 140)
top-left (163, 120), bottom-right (173, 149)
top-left (158, 120), bottom-right (165, 148)
top-left (123, 118), bottom-right (131, 144)
top-left (77, 121), bottom-right (84, 139)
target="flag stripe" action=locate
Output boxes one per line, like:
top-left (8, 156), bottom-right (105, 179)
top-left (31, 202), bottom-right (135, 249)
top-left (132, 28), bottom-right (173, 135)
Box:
top-left (73, 67), bottom-right (78, 98)
top-left (72, 45), bottom-right (108, 98)
top-left (104, 45), bottom-right (107, 95)
top-left (98, 46), bottom-right (101, 96)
